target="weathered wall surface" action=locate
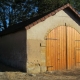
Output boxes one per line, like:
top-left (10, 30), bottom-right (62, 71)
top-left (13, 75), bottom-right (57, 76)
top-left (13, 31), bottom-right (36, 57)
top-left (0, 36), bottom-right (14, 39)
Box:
top-left (0, 30), bottom-right (26, 71)
top-left (27, 10), bottom-right (80, 73)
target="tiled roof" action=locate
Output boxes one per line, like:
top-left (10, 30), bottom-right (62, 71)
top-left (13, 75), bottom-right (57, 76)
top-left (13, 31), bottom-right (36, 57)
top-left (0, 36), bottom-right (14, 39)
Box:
top-left (25, 3), bottom-right (80, 30)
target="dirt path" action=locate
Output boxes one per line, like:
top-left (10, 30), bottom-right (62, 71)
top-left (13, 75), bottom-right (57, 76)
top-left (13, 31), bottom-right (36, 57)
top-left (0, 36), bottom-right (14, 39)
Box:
top-left (0, 69), bottom-right (80, 80)
top-left (0, 63), bottom-right (80, 80)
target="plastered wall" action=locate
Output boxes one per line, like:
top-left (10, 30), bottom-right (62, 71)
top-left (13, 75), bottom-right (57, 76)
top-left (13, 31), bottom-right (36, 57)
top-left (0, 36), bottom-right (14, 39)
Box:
top-left (27, 10), bottom-right (80, 73)
top-left (0, 30), bottom-right (26, 71)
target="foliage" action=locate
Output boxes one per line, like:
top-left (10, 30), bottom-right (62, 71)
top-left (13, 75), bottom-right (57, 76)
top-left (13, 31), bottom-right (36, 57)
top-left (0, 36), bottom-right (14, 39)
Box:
top-left (0, 0), bottom-right (80, 31)
top-left (0, 0), bottom-right (38, 31)
top-left (37, 0), bottom-right (80, 15)
top-left (73, 0), bottom-right (80, 12)
top-left (37, 0), bottom-right (67, 15)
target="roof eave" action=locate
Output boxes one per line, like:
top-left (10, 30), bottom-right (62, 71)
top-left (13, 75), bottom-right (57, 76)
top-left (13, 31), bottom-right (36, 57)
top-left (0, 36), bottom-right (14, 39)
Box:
top-left (25, 3), bottom-right (80, 30)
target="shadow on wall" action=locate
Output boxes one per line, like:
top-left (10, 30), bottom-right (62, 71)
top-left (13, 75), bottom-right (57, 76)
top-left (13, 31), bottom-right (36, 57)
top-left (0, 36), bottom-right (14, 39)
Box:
top-left (0, 62), bottom-right (21, 72)
top-left (0, 30), bottom-right (27, 72)
top-left (64, 8), bottom-right (80, 26)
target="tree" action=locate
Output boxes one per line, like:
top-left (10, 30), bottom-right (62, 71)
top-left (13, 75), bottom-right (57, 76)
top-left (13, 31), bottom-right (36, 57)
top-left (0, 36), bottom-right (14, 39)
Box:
top-left (72, 0), bottom-right (80, 12)
top-left (0, 0), bottom-right (8, 30)
top-left (0, 0), bottom-right (80, 31)
top-left (37, 0), bottom-right (80, 15)
top-left (37, 0), bottom-right (67, 15)
top-left (0, 0), bottom-right (38, 30)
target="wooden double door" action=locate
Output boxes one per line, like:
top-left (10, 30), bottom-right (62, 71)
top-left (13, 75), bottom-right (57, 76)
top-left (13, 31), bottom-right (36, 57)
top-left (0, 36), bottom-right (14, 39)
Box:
top-left (46, 26), bottom-right (80, 71)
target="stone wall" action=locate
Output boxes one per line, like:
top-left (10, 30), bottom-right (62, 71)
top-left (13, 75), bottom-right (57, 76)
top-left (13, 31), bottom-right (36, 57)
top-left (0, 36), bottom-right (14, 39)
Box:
top-left (0, 30), bottom-right (26, 72)
top-left (26, 10), bottom-right (80, 73)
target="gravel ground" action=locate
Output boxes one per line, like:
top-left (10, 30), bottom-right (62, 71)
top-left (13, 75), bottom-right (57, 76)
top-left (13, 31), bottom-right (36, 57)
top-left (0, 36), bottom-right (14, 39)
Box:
top-left (0, 69), bottom-right (80, 80)
top-left (0, 63), bottom-right (80, 80)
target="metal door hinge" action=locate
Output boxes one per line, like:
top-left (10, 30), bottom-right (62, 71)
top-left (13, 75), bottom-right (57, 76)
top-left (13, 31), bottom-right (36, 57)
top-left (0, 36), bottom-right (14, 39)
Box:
top-left (45, 38), bottom-right (58, 40)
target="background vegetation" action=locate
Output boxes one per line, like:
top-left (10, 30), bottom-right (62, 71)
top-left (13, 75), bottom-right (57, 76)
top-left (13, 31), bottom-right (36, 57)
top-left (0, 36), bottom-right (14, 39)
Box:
top-left (0, 0), bottom-right (80, 31)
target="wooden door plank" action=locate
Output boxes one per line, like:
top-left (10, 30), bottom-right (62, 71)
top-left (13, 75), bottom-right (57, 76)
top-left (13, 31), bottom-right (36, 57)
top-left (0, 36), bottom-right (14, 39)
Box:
top-left (46, 26), bottom-right (67, 71)
top-left (57, 27), bottom-right (60, 70)
top-left (67, 27), bottom-right (71, 69)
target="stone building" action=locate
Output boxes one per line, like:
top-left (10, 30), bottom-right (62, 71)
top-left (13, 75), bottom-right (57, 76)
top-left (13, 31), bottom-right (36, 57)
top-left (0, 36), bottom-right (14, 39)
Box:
top-left (0, 4), bottom-right (80, 73)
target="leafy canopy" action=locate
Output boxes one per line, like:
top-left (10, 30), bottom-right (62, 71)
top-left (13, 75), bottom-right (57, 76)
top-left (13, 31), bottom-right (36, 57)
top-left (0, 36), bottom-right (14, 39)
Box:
top-left (0, 0), bottom-right (80, 31)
